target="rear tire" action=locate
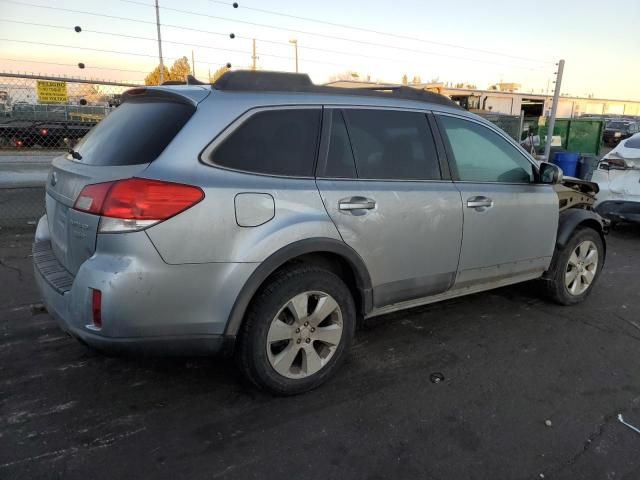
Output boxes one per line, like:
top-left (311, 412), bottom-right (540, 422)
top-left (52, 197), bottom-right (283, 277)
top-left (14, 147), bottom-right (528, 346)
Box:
top-left (236, 264), bottom-right (356, 395)
top-left (543, 227), bottom-right (604, 305)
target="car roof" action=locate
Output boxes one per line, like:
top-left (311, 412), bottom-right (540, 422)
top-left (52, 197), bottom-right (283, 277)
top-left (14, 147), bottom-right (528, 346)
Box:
top-left (210, 70), bottom-right (460, 109)
top-left (153, 70), bottom-right (465, 114)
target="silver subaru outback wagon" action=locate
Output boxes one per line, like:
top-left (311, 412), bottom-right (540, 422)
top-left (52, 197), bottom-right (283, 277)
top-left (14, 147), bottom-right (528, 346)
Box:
top-left (33, 71), bottom-right (606, 395)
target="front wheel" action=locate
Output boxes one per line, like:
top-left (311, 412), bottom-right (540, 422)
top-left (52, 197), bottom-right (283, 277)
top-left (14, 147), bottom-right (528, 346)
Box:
top-left (544, 227), bottom-right (604, 305)
top-left (236, 265), bottom-right (356, 395)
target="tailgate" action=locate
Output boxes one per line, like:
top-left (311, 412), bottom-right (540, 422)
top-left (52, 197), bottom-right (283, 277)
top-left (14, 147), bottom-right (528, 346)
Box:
top-left (43, 86), bottom-right (199, 275)
top-left (45, 157), bottom-right (148, 275)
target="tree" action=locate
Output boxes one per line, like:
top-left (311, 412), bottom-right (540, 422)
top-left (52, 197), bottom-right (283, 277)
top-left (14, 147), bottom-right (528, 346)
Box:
top-left (145, 64), bottom-right (170, 85)
top-left (144, 56), bottom-right (192, 85)
top-left (411, 75), bottom-right (422, 84)
top-left (209, 65), bottom-right (231, 83)
top-left (401, 74), bottom-right (408, 85)
top-left (170, 56), bottom-right (191, 81)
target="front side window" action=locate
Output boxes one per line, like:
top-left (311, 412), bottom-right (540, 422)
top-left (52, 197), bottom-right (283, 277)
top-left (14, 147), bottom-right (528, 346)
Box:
top-left (438, 115), bottom-right (534, 183)
top-left (210, 109), bottom-right (321, 177)
top-left (342, 109), bottom-right (441, 180)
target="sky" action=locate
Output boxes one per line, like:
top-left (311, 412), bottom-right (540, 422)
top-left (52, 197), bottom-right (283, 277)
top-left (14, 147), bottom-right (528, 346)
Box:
top-left (0, 0), bottom-right (638, 100)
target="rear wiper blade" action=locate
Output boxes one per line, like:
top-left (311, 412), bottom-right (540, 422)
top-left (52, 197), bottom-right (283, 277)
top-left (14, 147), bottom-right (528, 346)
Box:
top-left (68, 148), bottom-right (82, 160)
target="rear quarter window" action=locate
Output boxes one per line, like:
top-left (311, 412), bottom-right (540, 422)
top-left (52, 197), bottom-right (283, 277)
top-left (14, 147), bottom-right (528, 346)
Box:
top-left (208, 108), bottom-right (321, 177)
top-left (75, 99), bottom-right (195, 166)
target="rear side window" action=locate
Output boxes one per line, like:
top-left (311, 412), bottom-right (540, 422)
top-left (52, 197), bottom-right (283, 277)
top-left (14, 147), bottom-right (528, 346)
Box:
top-left (211, 109), bottom-right (321, 177)
top-left (75, 100), bottom-right (195, 166)
top-left (342, 109), bottom-right (440, 180)
top-left (324, 110), bottom-right (357, 178)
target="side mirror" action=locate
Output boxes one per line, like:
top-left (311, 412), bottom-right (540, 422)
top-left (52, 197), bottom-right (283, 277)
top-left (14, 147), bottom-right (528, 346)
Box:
top-left (539, 162), bottom-right (563, 184)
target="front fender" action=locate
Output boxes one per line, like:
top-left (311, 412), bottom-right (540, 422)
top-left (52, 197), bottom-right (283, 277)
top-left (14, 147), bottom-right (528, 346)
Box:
top-left (556, 208), bottom-right (607, 253)
top-left (544, 208), bottom-right (607, 280)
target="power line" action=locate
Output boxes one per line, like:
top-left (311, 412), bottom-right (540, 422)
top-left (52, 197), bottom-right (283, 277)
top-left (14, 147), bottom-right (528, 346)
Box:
top-left (1, 0), bottom-right (550, 73)
top-left (119, 0), bottom-right (550, 71)
top-left (119, 0), bottom-right (550, 70)
top-left (0, 38), bottom-right (233, 70)
top-left (208, 0), bottom-right (552, 65)
top-left (0, 57), bottom-right (149, 74)
top-left (0, 36), bottom-right (382, 72)
top-left (0, 18), bottom-right (548, 73)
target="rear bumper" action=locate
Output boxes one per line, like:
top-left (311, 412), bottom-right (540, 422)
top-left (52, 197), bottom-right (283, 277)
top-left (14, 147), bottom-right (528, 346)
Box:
top-left (596, 200), bottom-right (640, 224)
top-left (33, 215), bottom-right (257, 356)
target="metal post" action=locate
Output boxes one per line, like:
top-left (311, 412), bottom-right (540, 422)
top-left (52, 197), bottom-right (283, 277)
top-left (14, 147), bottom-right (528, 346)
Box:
top-left (251, 39), bottom-right (257, 71)
top-left (517, 110), bottom-right (525, 142)
top-left (155, 0), bottom-right (165, 84)
top-left (544, 59), bottom-right (564, 162)
top-left (191, 50), bottom-right (195, 76)
top-left (289, 39), bottom-right (298, 73)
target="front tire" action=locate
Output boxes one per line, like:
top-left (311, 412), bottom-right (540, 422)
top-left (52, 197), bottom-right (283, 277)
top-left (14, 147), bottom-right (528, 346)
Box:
top-left (544, 227), bottom-right (604, 305)
top-left (236, 264), bottom-right (356, 395)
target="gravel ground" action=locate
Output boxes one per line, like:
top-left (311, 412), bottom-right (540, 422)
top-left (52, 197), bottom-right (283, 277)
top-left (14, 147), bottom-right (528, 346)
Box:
top-left (1, 225), bottom-right (640, 480)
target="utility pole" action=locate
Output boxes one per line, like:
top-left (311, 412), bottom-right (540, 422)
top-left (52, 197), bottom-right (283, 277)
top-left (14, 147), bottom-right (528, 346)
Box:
top-left (544, 59), bottom-right (565, 162)
top-left (191, 50), bottom-right (195, 76)
top-left (251, 39), bottom-right (258, 71)
top-left (154, 0), bottom-right (164, 84)
top-left (289, 39), bottom-right (298, 73)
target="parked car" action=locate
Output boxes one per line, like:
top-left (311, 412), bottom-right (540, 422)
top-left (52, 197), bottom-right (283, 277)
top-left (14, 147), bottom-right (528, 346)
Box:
top-left (33, 71), bottom-right (607, 395)
top-left (592, 132), bottom-right (640, 224)
top-left (603, 119), bottom-right (639, 146)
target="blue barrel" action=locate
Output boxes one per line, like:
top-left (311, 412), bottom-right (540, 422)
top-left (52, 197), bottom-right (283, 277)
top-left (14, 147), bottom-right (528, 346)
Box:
top-left (552, 152), bottom-right (580, 177)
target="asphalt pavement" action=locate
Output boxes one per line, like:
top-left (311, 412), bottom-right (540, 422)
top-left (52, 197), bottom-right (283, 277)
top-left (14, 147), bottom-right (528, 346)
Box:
top-left (1, 225), bottom-right (640, 480)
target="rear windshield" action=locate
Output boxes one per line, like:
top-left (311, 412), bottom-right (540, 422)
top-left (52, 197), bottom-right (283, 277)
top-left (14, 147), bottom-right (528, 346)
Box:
top-left (74, 99), bottom-right (195, 166)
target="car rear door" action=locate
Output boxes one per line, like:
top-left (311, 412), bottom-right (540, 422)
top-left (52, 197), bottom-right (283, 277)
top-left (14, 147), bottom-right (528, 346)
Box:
top-left (315, 108), bottom-right (463, 309)
top-left (434, 112), bottom-right (558, 289)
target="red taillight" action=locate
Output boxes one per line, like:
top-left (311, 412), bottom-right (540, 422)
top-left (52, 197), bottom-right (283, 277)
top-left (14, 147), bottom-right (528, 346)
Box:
top-left (101, 178), bottom-right (204, 220)
top-left (73, 178), bottom-right (204, 231)
top-left (91, 289), bottom-right (102, 329)
top-left (15, 139), bottom-right (23, 147)
top-left (40, 128), bottom-right (48, 136)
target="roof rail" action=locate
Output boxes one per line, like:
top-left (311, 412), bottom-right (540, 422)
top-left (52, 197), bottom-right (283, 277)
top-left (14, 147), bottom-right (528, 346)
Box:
top-left (211, 70), bottom-right (459, 108)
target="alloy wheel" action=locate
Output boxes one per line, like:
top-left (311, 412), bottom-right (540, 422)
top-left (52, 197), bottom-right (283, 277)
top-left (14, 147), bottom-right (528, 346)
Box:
top-left (266, 291), bottom-right (343, 379)
top-left (565, 240), bottom-right (598, 296)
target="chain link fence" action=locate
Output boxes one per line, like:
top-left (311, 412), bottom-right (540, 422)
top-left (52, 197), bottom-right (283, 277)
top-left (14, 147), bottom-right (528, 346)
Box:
top-left (1, 73), bottom-right (136, 150)
top-left (1, 74), bottom-right (137, 228)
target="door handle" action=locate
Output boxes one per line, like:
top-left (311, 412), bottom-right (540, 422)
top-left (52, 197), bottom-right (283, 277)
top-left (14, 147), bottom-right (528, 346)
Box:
top-left (466, 196), bottom-right (494, 209)
top-left (339, 196), bottom-right (376, 211)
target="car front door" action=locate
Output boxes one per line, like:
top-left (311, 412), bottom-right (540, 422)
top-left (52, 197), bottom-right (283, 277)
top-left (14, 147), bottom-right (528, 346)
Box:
top-left (316, 108), bottom-right (463, 309)
top-left (434, 113), bottom-right (558, 289)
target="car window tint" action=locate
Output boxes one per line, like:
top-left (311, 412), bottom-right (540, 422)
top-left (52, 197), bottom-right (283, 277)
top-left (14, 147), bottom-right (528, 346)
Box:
top-left (324, 110), bottom-right (357, 178)
top-left (438, 115), bottom-right (533, 183)
top-left (211, 109), bottom-right (320, 177)
top-left (343, 109), bottom-right (440, 180)
top-left (75, 100), bottom-right (195, 166)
